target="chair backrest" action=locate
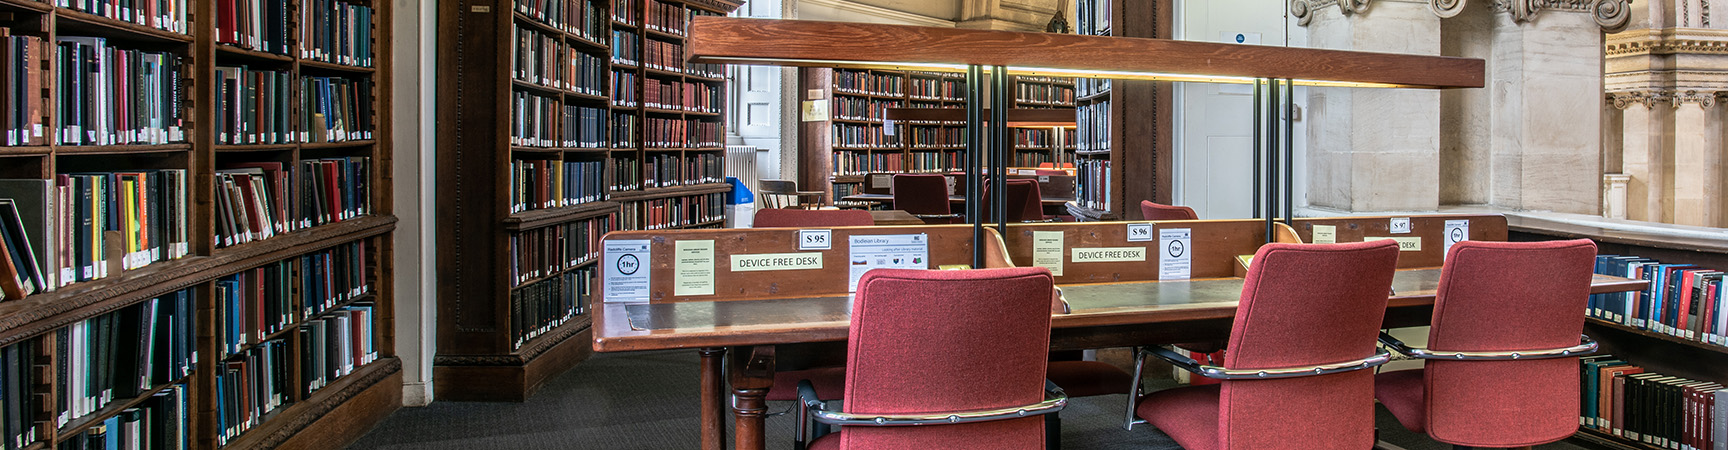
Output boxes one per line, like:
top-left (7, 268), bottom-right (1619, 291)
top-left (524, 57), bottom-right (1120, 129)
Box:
top-left (841, 268), bottom-right (1055, 450)
top-left (1010, 179), bottom-right (1044, 222)
top-left (891, 174), bottom-right (953, 216)
top-left (1140, 200), bottom-right (1198, 221)
top-left (1422, 239), bottom-right (1598, 446)
top-left (752, 209), bottom-right (874, 228)
top-left (1218, 240), bottom-right (1400, 450)
top-left (758, 180), bottom-right (800, 209)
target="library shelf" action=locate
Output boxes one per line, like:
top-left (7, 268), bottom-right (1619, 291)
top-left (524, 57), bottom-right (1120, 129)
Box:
top-left (221, 357), bottom-right (402, 450)
top-left (0, 146), bottom-right (52, 156)
top-left (54, 143), bottom-right (193, 155)
top-left (504, 200), bottom-right (621, 231)
top-left (214, 44), bottom-right (294, 63)
top-left (56, 374), bottom-right (196, 438)
top-left (299, 59), bottom-right (378, 74)
top-left (299, 140), bottom-right (378, 150)
top-left (55, 8), bottom-right (192, 44)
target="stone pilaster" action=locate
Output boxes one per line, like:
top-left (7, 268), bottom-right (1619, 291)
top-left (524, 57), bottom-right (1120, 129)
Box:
top-left (1303, 0), bottom-right (1443, 212)
top-left (1612, 91), bottom-right (1676, 222)
top-left (1488, 6), bottom-right (1605, 214)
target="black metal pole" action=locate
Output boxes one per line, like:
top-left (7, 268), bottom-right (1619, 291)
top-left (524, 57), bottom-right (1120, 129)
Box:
top-left (1263, 79), bottom-right (1279, 244)
top-left (1282, 79), bottom-right (1294, 226)
top-left (1252, 79), bottom-right (1262, 221)
top-left (966, 65), bottom-right (984, 267)
top-left (992, 66), bottom-right (1009, 233)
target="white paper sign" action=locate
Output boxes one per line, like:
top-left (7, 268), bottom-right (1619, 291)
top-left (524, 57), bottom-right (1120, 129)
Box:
top-left (1032, 231), bottom-right (1064, 276)
top-left (1312, 225), bottom-right (1337, 244)
top-left (1390, 217), bottom-right (1412, 234)
top-left (1443, 220), bottom-right (1469, 259)
top-left (848, 234), bottom-right (930, 292)
top-left (1159, 228), bottom-right (1192, 280)
top-left (674, 240), bottom-right (715, 296)
top-left (799, 229), bottom-right (833, 250)
top-left (603, 239), bottom-right (652, 302)
top-left (1126, 223), bottom-right (1154, 242)
top-left (883, 119), bottom-right (897, 136)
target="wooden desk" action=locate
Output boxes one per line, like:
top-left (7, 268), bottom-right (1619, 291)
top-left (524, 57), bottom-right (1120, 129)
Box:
top-left (840, 193), bottom-right (1072, 206)
top-left (867, 209), bottom-right (923, 225)
top-left (590, 217), bottom-right (1642, 450)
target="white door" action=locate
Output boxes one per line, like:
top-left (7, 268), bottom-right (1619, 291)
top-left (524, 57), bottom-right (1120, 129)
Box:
top-left (1174, 0), bottom-right (1289, 219)
top-left (728, 0), bottom-right (784, 177)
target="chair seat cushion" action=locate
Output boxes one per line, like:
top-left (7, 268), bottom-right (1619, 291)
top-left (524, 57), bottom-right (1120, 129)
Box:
top-left (1374, 369), bottom-right (1426, 434)
top-left (810, 433), bottom-right (839, 450)
top-left (766, 366), bottom-right (846, 402)
top-left (1047, 361), bottom-right (1134, 398)
top-left (1135, 384), bottom-right (1222, 450)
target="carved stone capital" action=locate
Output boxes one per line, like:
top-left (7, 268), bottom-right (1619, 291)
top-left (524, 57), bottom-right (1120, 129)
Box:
top-left (1608, 90), bottom-right (1720, 109)
top-left (1292, 0), bottom-right (1374, 26)
top-left (1489, 0), bottom-right (1630, 31)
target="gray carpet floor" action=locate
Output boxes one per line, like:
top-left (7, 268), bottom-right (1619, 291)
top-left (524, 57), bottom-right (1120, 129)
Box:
top-left (347, 350), bottom-right (1592, 450)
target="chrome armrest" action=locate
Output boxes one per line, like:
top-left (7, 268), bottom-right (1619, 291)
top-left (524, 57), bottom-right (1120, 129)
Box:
top-left (910, 213), bottom-right (964, 219)
top-left (801, 380), bottom-right (1067, 427)
top-left (1143, 346), bottom-right (1391, 380)
top-left (1377, 332), bottom-right (1598, 360)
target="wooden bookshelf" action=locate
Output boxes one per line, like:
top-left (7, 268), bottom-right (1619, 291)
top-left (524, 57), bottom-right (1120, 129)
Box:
top-left (0, 0), bottom-right (398, 448)
top-left (1070, 0), bottom-right (1171, 221)
top-left (435, 0), bottom-right (741, 401)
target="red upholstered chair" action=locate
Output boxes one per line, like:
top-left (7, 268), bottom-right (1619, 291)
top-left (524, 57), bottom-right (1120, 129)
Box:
top-left (753, 209), bottom-right (875, 228)
top-left (1134, 240), bottom-right (1401, 450)
top-left (1375, 239), bottom-right (1600, 449)
top-left (799, 268), bottom-right (1066, 450)
top-left (1010, 180), bottom-right (1058, 222)
top-left (892, 174), bottom-right (961, 224)
top-left (1139, 200), bottom-right (1198, 221)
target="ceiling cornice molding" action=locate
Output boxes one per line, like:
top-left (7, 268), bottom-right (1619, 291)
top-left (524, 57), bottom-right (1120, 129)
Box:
top-left (797, 0), bottom-right (958, 27)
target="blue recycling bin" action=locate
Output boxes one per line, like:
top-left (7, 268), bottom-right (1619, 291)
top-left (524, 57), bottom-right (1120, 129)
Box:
top-left (725, 177), bottom-right (754, 228)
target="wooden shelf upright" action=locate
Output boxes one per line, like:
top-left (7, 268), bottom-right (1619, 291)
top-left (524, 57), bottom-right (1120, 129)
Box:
top-left (435, 0), bottom-right (740, 402)
top-left (1070, 0), bottom-right (1172, 221)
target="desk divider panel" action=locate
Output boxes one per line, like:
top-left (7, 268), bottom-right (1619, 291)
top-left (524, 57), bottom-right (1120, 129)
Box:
top-left (1289, 214), bottom-right (1508, 268)
top-left (1002, 219), bottom-right (1295, 283)
top-left (597, 225), bottom-right (1013, 303)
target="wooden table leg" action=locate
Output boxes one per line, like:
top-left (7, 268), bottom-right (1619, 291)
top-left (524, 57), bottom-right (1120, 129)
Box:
top-left (729, 345), bottom-right (776, 450)
top-left (699, 347), bottom-right (727, 450)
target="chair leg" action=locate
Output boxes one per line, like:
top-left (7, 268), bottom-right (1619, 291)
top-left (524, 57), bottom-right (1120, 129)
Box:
top-left (1045, 412), bottom-right (1062, 450)
top-left (1124, 346), bottom-right (1148, 430)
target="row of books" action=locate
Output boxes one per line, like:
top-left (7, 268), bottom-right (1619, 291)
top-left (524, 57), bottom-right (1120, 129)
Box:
top-left (509, 159), bottom-right (606, 213)
top-left (213, 158), bottom-right (370, 248)
top-left (55, 0), bottom-right (191, 35)
top-left (2, 31), bottom-right (48, 147)
top-left (57, 37), bottom-right (187, 146)
top-left (214, 339), bottom-right (285, 445)
top-left (1591, 254), bottom-right (1728, 347)
top-left (621, 193), bottom-right (723, 230)
top-left (216, 0), bottom-right (291, 55)
top-left (512, 267), bottom-right (594, 349)
top-left (832, 123), bottom-right (899, 149)
top-left (613, 0), bottom-right (641, 26)
top-left (908, 151), bottom-right (964, 173)
top-left (512, 25), bottom-right (606, 96)
top-left (1581, 356), bottom-right (1725, 450)
top-left (1077, 100), bottom-right (1111, 153)
top-left (908, 76), bottom-right (964, 101)
top-left (643, 78), bottom-right (720, 113)
top-left (646, 0), bottom-right (689, 36)
top-left (0, 339), bottom-right (33, 449)
top-left (610, 30), bottom-right (640, 67)
top-left (610, 69), bottom-right (638, 107)
top-left (832, 96), bottom-right (898, 122)
top-left (510, 92), bottom-right (607, 149)
top-left (1016, 82), bottom-right (1076, 106)
top-left (61, 383), bottom-right (188, 450)
top-left (834, 70), bottom-right (903, 97)
top-left (46, 171), bottom-right (191, 293)
top-left (642, 39), bottom-right (684, 73)
top-left (216, 241), bottom-right (369, 359)
top-left (301, 0), bottom-right (374, 68)
top-left (56, 290), bottom-right (196, 430)
top-left (906, 125), bottom-right (962, 149)
top-left (1013, 151), bottom-right (1067, 167)
top-left (1077, 0), bottom-right (1111, 36)
top-left (302, 76), bottom-right (375, 143)
top-left (831, 152), bottom-right (903, 176)
top-left (1077, 78), bottom-right (1112, 99)
top-left (509, 215), bottom-right (610, 287)
top-left (301, 302), bottom-right (377, 397)
top-left (515, 0), bottom-right (608, 44)
top-left (644, 152), bottom-right (722, 188)
top-left (1015, 128), bottom-right (1074, 149)
top-left (611, 110), bottom-right (638, 148)
top-left (1075, 158), bottom-right (1112, 211)
top-left (643, 117), bottom-right (721, 148)
top-left (610, 154), bottom-right (640, 192)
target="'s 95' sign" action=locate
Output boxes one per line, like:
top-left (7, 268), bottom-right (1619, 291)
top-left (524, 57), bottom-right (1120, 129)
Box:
top-left (799, 230), bottom-right (832, 250)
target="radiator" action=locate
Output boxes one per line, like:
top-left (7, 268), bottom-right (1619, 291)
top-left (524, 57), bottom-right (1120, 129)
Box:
top-left (726, 145), bottom-right (759, 194)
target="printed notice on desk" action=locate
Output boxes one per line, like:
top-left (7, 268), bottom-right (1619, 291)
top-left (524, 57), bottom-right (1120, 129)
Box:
top-left (1032, 231), bottom-right (1064, 276)
top-left (1442, 220), bottom-right (1469, 260)
top-left (1312, 225), bottom-right (1337, 244)
top-left (848, 234), bottom-right (930, 292)
top-left (1158, 228), bottom-right (1192, 280)
top-left (604, 240), bottom-right (652, 302)
top-left (674, 240), bottom-right (714, 296)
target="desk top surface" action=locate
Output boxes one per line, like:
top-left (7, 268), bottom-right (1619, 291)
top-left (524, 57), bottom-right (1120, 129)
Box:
top-left (841, 193), bottom-right (1070, 205)
top-left (592, 270), bottom-right (1644, 352)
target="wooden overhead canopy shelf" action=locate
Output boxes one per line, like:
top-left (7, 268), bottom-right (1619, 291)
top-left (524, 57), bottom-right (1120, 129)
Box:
top-left (687, 17), bottom-right (1485, 89)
